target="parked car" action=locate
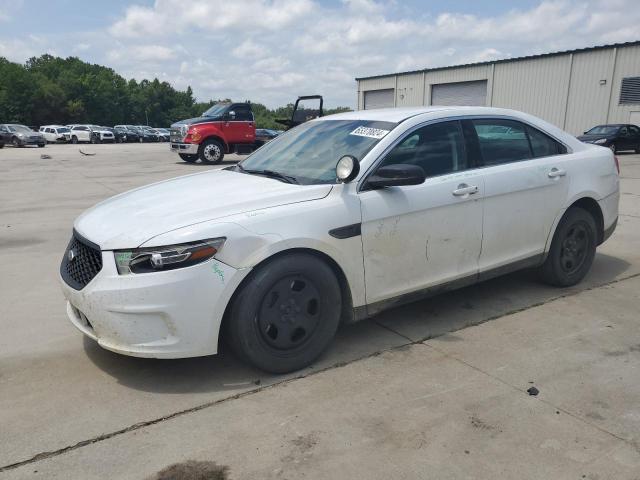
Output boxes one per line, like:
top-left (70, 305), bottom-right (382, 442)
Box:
top-left (99, 126), bottom-right (126, 143)
top-left (577, 124), bottom-right (640, 153)
top-left (0, 124), bottom-right (45, 147)
top-left (153, 128), bottom-right (170, 142)
top-left (59, 107), bottom-right (619, 373)
top-left (67, 125), bottom-right (97, 144)
top-left (39, 125), bottom-right (72, 143)
top-left (170, 102), bottom-right (256, 163)
top-left (140, 127), bottom-right (161, 142)
top-left (89, 125), bottom-right (115, 143)
top-left (254, 128), bottom-right (280, 147)
top-left (114, 125), bottom-right (141, 143)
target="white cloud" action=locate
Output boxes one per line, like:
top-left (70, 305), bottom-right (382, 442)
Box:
top-left (108, 45), bottom-right (176, 62)
top-left (232, 39), bottom-right (268, 59)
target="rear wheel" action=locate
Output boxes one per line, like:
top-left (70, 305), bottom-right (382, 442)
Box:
top-left (226, 253), bottom-right (342, 373)
top-left (71, 136), bottom-right (78, 144)
top-left (38, 143), bottom-right (45, 148)
top-left (179, 153), bottom-right (198, 163)
top-left (199, 139), bottom-right (224, 164)
top-left (538, 207), bottom-right (597, 287)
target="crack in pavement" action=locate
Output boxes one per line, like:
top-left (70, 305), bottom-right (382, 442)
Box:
top-left (2, 271), bottom-right (640, 473)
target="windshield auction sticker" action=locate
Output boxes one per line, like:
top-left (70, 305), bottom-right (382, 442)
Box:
top-left (349, 126), bottom-right (390, 139)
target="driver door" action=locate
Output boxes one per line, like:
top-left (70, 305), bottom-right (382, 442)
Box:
top-left (359, 120), bottom-right (484, 306)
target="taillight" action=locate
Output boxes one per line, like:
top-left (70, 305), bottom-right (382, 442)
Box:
top-left (614, 155), bottom-right (620, 175)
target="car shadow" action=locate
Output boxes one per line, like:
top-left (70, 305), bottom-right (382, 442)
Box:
top-left (174, 159), bottom-right (241, 167)
top-left (83, 252), bottom-right (630, 394)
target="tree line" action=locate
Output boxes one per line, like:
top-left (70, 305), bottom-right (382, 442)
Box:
top-left (0, 54), bottom-right (350, 129)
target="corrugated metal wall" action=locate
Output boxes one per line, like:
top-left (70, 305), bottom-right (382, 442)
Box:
top-left (356, 44), bottom-right (640, 135)
top-left (609, 46), bottom-right (640, 124)
top-left (491, 54), bottom-right (571, 128)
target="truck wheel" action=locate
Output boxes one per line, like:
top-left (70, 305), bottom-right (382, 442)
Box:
top-left (179, 154), bottom-right (198, 163)
top-left (199, 139), bottom-right (224, 164)
top-left (538, 207), bottom-right (597, 287)
top-left (225, 253), bottom-right (342, 373)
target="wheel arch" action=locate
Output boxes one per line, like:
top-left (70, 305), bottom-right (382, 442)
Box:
top-left (219, 247), bottom-right (355, 347)
top-left (545, 196), bottom-right (605, 254)
top-left (201, 135), bottom-right (228, 153)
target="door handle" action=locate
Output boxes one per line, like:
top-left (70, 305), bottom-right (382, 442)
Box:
top-left (452, 184), bottom-right (478, 197)
top-left (548, 168), bottom-right (566, 178)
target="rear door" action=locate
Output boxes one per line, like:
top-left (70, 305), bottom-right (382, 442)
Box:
top-left (359, 120), bottom-right (484, 305)
top-left (467, 118), bottom-right (570, 273)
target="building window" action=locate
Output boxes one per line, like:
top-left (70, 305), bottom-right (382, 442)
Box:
top-left (620, 77), bottom-right (640, 105)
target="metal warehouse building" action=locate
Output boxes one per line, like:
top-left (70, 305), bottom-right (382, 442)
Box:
top-left (356, 41), bottom-right (640, 135)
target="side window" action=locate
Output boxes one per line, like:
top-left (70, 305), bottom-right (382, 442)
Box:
top-left (620, 126), bottom-right (629, 136)
top-left (527, 125), bottom-right (566, 157)
top-left (380, 121), bottom-right (467, 177)
top-left (235, 106), bottom-right (253, 121)
top-left (629, 126), bottom-right (640, 136)
top-left (473, 119), bottom-right (531, 166)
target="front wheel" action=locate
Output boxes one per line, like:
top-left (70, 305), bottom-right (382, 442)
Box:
top-left (38, 143), bottom-right (45, 148)
top-left (179, 153), bottom-right (198, 163)
top-left (71, 136), bottom-right (78, 144)
top-left (225, 253), bottom-right (342, 373)
top-left (12, 137), bottom-right (22, 147)
top-left (198, 139), bottom-right (224, 164)
top-left (538, 207), bottom-right (597, 287)
top-left (609, 143), bottom-right (617, 154)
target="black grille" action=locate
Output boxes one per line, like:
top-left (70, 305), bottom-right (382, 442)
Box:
top-left (60, 231), bottom-right (103, 290)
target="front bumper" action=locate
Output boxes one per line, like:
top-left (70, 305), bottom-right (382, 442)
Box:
top-left (60, 249), bottom-right (250, 358)
top-left (170, 142), bottom-right (199, 155)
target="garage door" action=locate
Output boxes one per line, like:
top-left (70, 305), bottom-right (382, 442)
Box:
top-left (364, 89), bottom-right (394, 109)
top-left (431, 80), bottom-right (487, 106)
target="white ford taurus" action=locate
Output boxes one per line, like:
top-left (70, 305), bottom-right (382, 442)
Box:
top-left (59, 106), bottom-right (619, 373)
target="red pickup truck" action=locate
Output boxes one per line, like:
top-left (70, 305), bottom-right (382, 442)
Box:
top-left (170, 102), bottom-right (256, 164)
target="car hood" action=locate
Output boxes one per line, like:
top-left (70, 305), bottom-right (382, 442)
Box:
top-left (577, 134), bottom-right (611, 142)
top-left (171, 116), bottom-right (222, 128)
top-left (74, 169), bottom-right (332, 250)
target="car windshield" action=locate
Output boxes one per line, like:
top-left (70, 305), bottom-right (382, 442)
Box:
top-left (57, 127), bottom-right (70, 133)
top-left (9, 125), bottom-right (32, 133)
top-left (586, 126), bottom-right (619, 135)
top-left (202, 103), bottom-right (230, 118)
top-left (238, 119), bottom-right (397, 185)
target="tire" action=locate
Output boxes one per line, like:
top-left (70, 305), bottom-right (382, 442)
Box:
top-left (91, 136), bottom-right (99, 144)
top-left (12, 137), bottom-right (22, 148)
top-left (0, 143), bottom-right (4, 149)
top-left (538, 207), bottom-right (597, 287)
top-left (225, 253), bottom-right (342, 373)
top-left (71, 136), bottom-right (78, 144)
top-left (198, 138), bottom-right (224, 164)
top-left (38, 143), bottom-right (45, 148)
top-left (179, 153), bottom-right (198, 163)
top-left (609, 143), bottom-right (617, 154)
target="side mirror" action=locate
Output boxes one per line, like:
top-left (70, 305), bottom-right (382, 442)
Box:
top-left (366, 164), bottom-right (426, 188)
top-left (226, 111), bottom-right (236, 120)
top-left (336, 155), bottom-right (360, 183)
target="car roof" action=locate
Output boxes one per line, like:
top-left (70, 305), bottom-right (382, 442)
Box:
top-left (320, 106), bottom-right (542, 123)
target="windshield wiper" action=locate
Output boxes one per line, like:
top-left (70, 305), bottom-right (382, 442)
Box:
top-left (238, 165), bottom-right (299, 184)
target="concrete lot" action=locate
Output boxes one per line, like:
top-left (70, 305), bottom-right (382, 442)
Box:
top-left (0, 143), bottom-right (639, 479)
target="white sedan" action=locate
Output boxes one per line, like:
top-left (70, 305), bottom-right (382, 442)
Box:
top-left (59, 107), bottom-right (619, 373)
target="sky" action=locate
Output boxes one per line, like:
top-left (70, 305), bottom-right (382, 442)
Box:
top-left (0, 0), bottom-right (639, 108)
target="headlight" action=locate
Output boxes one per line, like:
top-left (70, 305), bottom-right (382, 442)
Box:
top-left (114, 237), bottom-right (226, 275)
top-left (594, 138), bottom-right (607, 144)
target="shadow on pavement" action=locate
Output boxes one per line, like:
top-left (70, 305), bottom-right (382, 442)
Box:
top-left (84, 252), bottom-right (630, 394)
